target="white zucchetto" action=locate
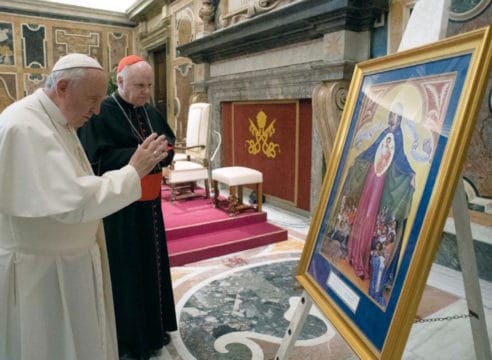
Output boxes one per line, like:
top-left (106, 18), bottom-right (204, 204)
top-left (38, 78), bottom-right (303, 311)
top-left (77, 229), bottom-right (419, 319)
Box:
top-left (52, 53), bottom-right (103, 72)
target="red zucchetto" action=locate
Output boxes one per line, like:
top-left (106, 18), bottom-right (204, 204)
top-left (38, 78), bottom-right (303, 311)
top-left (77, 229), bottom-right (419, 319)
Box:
top-left (117, 55), bottom-right (145, 73)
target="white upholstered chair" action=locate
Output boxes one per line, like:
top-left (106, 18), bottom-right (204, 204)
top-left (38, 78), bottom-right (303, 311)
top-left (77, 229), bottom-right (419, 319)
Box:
top-left (163, 103), bottom-right (211, 202)
top-left (173, 103), bottom-right (211, 166)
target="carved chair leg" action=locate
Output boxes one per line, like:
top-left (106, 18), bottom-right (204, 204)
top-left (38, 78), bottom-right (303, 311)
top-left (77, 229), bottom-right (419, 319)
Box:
top-left (204, 179), bottom-right (210, 198)
top-left (256, 182), bottom-right (263, 212)
top-left (238, 185), bottom-right (244, 206)
top-left (228, 186), bottom-right (238, 216)
top-left (171, 183), bottom-right (176, 203)
top-left (212, 180), bottom-right (219, 208)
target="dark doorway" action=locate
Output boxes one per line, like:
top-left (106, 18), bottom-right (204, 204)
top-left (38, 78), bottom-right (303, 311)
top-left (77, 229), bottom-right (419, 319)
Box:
top-left (153, 47), bottom-right (167, 117)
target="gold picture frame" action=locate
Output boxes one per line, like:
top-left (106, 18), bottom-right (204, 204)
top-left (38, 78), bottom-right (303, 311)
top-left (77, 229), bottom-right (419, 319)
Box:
top-left (296, 26), bottom-right (491, 359)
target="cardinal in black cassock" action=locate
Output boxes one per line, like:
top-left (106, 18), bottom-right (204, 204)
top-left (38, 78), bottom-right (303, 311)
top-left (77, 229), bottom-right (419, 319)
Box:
top-left (78, 55), bottom-right (177, 359)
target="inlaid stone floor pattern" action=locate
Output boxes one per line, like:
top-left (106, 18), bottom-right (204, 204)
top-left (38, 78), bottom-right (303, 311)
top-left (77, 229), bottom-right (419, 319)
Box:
top-left (154, 204), bottom-right (492, 360)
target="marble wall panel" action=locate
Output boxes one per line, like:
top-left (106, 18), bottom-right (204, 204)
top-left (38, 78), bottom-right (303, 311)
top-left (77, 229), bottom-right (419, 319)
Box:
top-left (0, 22), bottom-right (15, 66)
top-left (53, 27), bottom-right (102, 64)
top-left (174, 60), bottom-right (193, 141)
top-left (176, 11), bottom-right (193, 46)
top-left (23, 73), bottom-right (46, 95)
top-left (21, 23), bottom-right (46, 69)
top-left (108, 32), bottom-right (129, 72)
top-left (175, 4), bottom-right (194, 47)
top-left (0, 73), bottom-right (16, 109)
top-left (0, 10), bottom-right (134, 112)
top-left (447, 3), bottom-right (492, 197)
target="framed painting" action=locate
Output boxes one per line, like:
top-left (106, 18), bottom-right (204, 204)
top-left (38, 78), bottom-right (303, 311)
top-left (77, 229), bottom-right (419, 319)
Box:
top-left (296, 26), bottom-right (491, 359)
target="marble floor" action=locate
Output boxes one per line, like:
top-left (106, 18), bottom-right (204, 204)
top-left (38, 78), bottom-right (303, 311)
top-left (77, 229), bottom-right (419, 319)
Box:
top-left (154, 202), bottom-right (492, 360)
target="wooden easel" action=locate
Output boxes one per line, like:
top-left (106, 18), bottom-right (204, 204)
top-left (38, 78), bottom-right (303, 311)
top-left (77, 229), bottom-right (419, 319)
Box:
top-left (452, 180), bottom-right (491, 360)
top-left (275, 179), bottom-right (491, 359)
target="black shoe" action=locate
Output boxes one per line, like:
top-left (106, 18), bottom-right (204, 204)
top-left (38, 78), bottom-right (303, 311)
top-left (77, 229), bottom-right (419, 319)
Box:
top-left (163, 332), bottom-right (171, 346)
top-left (119, 352), bottom-right (135, 360)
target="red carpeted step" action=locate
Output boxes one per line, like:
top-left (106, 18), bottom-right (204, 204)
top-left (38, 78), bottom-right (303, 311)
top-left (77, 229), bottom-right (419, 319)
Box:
top-left (162, 196), bottom-right (229, 229)
top-left (167, 222), bottom-right (288, 266)
top-left (165, 211), bottom-right (268, 240)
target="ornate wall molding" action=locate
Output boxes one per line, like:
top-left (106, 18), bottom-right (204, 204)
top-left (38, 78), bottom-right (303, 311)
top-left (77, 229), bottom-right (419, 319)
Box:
top-left (198, 0), bottom-right (216, 35)
top-left (178, 0), bottom-right (387, 63)
top-left (253, 0), bottom-right (288, 15)
top-left (312, 81), bottom-right (349, 167)
top-left (449, 0), bottom-right (491, 21)
top-left (138, 17), bottom-right (170, 51)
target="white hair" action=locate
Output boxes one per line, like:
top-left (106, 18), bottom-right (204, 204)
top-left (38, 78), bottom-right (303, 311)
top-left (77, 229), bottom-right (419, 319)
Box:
top-left (44, 68), bottom-right (89, 89)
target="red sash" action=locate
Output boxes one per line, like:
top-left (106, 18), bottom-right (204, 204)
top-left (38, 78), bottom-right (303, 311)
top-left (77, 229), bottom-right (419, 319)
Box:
top-left (139, 173), bottom-right (162, 201)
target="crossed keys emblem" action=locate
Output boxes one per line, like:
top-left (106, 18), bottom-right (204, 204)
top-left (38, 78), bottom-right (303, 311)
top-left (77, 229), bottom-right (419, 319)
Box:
top-left (245, 110), bottom-right (280, 158)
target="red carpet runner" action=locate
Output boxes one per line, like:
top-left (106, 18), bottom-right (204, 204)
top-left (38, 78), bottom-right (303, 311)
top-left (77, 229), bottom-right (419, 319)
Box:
top-left (161, 187), bottom-right (288, 266)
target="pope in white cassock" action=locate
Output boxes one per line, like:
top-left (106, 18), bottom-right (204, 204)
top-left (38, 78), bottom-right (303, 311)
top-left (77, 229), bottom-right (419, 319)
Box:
top-left (0, 54), bottom-right (169, 360)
